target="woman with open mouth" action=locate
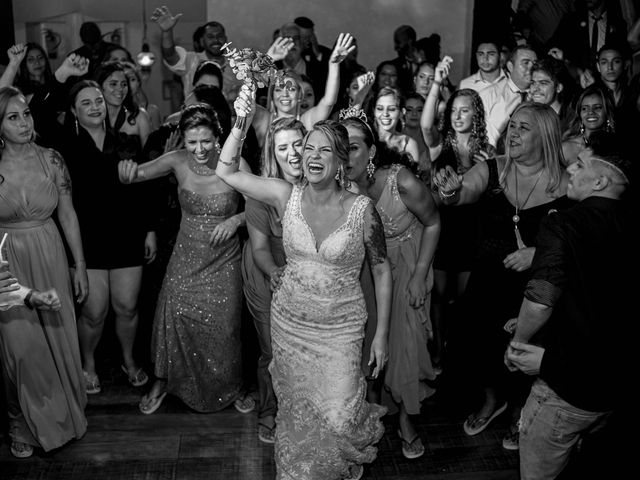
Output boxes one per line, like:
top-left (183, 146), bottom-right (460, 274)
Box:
top-left (249, 33), bottom-right (355, 151)
top-left (216, 85), bottom-right (392, 480)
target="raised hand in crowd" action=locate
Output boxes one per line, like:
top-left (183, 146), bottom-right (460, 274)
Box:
top-left (54, 54), bottom-right (90, 82)
top-left (266, 36), bottom-right (295, 62)
top-left (329, 33), bottom-right (356, 64)
top-left (150, 5), bottom-right (182, 32)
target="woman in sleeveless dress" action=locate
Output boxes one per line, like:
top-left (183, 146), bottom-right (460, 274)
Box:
top-left (118, 104), bottom-right (254, 414)
top-left (0, 86), bottom-right (88, 458)
top-left (434, 102), bottom-right (574, 450)
top-left (342, 114), bottom-right (441, 460)
top-left (240, 117), bottom-right (307, 443)
top-left (420, 57), bottom-right (494, 374)
top-left (216, 87), bottom-right (392, 480)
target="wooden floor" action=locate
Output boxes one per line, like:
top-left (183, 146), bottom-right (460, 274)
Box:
top-left (0, 358), bottom-right (523, 480)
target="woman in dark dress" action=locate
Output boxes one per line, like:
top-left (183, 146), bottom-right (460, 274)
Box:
top-left (434, 102), bottom-right (574, 450)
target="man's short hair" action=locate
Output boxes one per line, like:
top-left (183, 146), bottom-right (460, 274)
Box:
top-left (588, 131), bottom-right (632, 184)
top-left (294, 16), bottom-right (314, 29)
top-left (597, 41), bottom-right (632, 61)
top-left (394, 25), bottom-right (417, 42)
top-left (508, 44), bottom-right (536, 64)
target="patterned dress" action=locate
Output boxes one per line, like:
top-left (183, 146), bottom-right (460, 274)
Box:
top-left (152, 187), bottom-right (243, 412)
top-left (270, 184), bottom-right (386, 480)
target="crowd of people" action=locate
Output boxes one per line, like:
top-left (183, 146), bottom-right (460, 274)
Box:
top-left (0, 1), bottom-right (636, 478)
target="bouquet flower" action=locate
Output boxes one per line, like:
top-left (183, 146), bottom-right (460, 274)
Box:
top-left (223, 43), bottom-right (283, 129)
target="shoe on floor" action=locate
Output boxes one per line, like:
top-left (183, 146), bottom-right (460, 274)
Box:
top-left (397, 428), bottom-right (425, 459)
top-left (10, 441), bottom-right (33, 458)
top-left (502, 425), bottom-right (519, 450)
top-left (121, 365), bottom-right (149, 387)
top-left (343, 465), bottom-right (364, 480)
top-left (258, 422), bottom-right (276, 444)
top-left (234, 395), bottom-right (255, 414)
top-left (83, 371), bottom-right (101, 395)
top-left (139, 391), bottom-right (167, 415)
top-left (463, 402), bottom-right (507, 436)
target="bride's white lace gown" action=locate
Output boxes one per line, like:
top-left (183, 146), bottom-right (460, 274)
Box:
top-left (270, 184), bottom-right (386, 480)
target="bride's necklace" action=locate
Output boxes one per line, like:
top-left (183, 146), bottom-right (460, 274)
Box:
top-left (188, 156), bottom-right (216, 176)
top-left (512, 166), bottom-right (544, 249)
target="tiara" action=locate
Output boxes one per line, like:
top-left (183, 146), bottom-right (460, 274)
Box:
top-left (338, 104), bottom-right (368, 123)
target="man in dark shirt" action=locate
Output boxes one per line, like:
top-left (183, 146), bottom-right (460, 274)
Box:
top-left (505, 132), bottom-right (633, 480)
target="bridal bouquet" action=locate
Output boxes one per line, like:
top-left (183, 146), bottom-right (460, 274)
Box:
top-left (222, 42), bottom-right (282, 89)
top-left (223, 43), bottom-right (283, 129)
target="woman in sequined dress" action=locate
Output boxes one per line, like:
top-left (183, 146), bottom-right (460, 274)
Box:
top-left (342, 114), bottom-right (440, 460)
top-left (216, 86), bottom-right (392, 480)
top-left (118, 104), bottom-right (254, 414)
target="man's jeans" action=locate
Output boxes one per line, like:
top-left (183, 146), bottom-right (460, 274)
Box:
top-left (519, 379), bottom-right (611, 480)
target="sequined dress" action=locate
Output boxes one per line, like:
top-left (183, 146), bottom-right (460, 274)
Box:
top-left (152, 187), bottom-right (243, 412)
top-left (270, 184), bottom-right (386, 480)
top-left (376, 165), bottom-right (435, 414)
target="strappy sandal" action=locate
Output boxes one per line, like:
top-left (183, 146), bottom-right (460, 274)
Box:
top-left (258, 422), bottom-right (276, 444)
top-left (397, 429), bottom-right (425, 459)
top-left (139, 390), bottom-right (167, 415)
top-left (83, 371), bottom-right (101, 395)
top-left (121, 365), bottom-right (149, 387)
top-left (234, 394), bottom-right (255, 414)
top-left (10, 441), bottom-right (33, 458)
top-left (463, 402), bottom-right (507, 436)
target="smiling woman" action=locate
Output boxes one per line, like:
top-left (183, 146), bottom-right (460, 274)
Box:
top-left (215, 86), bottom-right (392, 479)
top-left (433, 102), bottom-right (574, 452)
top-left (118, 103), bottom-right (253, 416)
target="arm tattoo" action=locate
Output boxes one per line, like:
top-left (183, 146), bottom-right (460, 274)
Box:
top-left (364, 205), bottom-right (387, 266)
top-left (49, 149), bottom-right (72, 195)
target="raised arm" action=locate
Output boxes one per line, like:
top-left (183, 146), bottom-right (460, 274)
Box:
top-left (363, 202), bottom-right (392, 379)
top-left (304, 33), bottom-right (355, 127)
top-left (420, 56), bottom-right (452, 148)
top-left (151, 5), bottom-right (182, 66)
top-left (216, 86), bottom-right (292, 214)
top-left (398, 169), bottom-right (441, 307)
top-left (0, 44), bottom-right (26, 89)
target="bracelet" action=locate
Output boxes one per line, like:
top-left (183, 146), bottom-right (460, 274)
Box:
top-left (230, 130), bottom-right (247, 142)
top-left (439, 189), bottom-right (458, 198)
top-left (24, 290), bottom-right (34, 309)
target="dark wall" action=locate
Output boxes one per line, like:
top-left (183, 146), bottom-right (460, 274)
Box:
top-left (0, 0), bottom-right (15, 65)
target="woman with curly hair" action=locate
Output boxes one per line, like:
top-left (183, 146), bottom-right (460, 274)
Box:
top-left (420, 57), bottom-right (494, 374)
top-left (562, 84), bottom-right (615, 165)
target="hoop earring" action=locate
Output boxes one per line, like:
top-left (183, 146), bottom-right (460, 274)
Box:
top-left (0, 136), bottom-right (5, 148)
top-left (366, 156), bottom-right (376, 180)
top-left (75, 116), bottom-right (79, 136)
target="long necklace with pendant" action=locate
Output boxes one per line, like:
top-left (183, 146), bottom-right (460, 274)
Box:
top-left (512, 166), bottom-right (544, 249)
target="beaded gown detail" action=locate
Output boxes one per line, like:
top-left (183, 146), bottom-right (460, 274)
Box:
top-left (152, 187), bottom-right (243, 412)
top-left (376, 165), bottom-right (435, 414)
top-left (270, 184), bottom-right (386, 480)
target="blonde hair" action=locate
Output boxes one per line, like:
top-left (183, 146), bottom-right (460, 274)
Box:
top-left (502, 102), bottom-right (565, 194)
top-left (261, 117), bottom-right (306, 178)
